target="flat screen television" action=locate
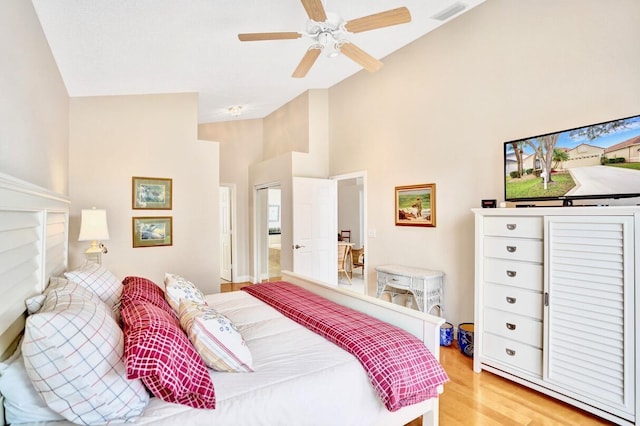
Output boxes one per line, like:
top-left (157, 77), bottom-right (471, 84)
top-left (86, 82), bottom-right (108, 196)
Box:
top-left (504, 114), bottom-right (640, 206)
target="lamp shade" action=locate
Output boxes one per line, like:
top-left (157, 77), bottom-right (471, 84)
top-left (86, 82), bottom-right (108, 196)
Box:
top-left (78, 209), bottom-right (110, 241)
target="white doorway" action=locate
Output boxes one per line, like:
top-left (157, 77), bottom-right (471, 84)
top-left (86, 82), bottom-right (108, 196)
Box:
top-left (292, 177), bottom-right (337, 284)
top-left (219, 185), bottom-right (235, 282)
top-left (256, 185), bottom-right (282, 282)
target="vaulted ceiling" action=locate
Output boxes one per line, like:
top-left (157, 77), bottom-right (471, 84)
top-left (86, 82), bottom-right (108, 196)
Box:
top-left (32, 0), bottom-right (484, 123)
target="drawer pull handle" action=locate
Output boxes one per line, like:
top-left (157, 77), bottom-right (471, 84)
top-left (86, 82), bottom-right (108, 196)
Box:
top-left (506, 323), bottom-right (516, 330)
top-left (506, 246), bottom-right (517, 253)
top-left (506, 270), bottom-right (517, 277)
top-left (506, 296), bottom-right (516, 304)
top-left (505, 348), bottom-right (516, 356)
top-left (506, 224), bottom-right (517, 230)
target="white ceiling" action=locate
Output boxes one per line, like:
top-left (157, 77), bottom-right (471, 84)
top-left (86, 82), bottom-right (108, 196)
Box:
top-left (31, 0), bottom-right (484, 123)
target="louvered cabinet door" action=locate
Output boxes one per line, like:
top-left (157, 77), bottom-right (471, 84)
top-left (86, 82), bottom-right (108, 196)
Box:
top-left (545, 215), bottom-right (635, 422)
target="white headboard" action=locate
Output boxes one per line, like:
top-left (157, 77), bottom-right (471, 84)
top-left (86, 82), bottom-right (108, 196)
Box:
top-left (0, 173), bottom-right (69, 358)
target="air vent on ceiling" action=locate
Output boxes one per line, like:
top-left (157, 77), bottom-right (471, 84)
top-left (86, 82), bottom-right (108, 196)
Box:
top-left (431, 2), bottom-right (467, 21)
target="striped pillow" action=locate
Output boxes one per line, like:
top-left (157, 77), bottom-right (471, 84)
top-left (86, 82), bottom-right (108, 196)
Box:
top-left (22, 286), bottom-right (149, 423)
top-left (179, 300), bottom-right (253, 372)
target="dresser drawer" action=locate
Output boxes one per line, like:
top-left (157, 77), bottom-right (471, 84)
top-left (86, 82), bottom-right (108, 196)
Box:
top-left (378, 272), bottom-right (411, 288)
top-left (483, 258), bottom-right (543, 291)
top-left (484, 283), bottom-right (543, 320)
top-left (483, 216), bottom-right (543, 239)
top-left (484, 308), bottom-right (542, 347)
top-left (482, 333), bottom-right (542, 377)
top-left (484, 236), bottom-right (543, 263)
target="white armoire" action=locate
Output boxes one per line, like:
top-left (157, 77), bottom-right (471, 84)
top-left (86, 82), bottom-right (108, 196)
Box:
top-left (473, 206), bottom-right (639, 425)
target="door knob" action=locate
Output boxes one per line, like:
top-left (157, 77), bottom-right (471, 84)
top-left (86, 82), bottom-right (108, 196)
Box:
top-left (294, 244), bottom-right (305, 249)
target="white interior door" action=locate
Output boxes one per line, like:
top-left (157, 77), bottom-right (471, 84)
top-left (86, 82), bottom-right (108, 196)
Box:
top-left (292, 177), bottom-right (337, 284)
top-left (219, 186), bottom-right (232, 282)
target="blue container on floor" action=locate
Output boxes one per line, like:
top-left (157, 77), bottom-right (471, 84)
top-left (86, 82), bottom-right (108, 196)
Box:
top-left (440, 322), bottom-right (453, 346)
top-left (458, 323), bottom-right (474, 357)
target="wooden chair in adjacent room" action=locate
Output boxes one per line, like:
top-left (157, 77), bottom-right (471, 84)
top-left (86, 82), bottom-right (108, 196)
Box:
top-left (340, 230), bottom-right (351, 242)
top-left (337, 243), bottom-right (352, 285)
top-left (351, 246), bottom-right (364, 275)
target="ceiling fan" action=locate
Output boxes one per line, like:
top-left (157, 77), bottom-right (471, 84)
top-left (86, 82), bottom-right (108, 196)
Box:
top-left (237, 0), bottom-right (411, 78)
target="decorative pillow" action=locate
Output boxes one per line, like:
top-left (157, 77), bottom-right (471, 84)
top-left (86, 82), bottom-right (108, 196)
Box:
top-left (121, 302), bottom-right (216, 409)
top-left (65, 261), bottom-right (122, 309)
top-left (26, 277), bottom-right (117, 323)
top-left (179, 300), bottom-right (253, 372)
top-left (22, 288), bottom-right (149, 424)
top-left (25, 276), bottom-right (71, 315)
top-left (164, 273), bottom-right (207, 313)
top-left (0, 343), bottom-right (65, 423)
top-left (24, 294), bottom-right (46, 315)
top-left (121, 275), bottom-right (174, 314)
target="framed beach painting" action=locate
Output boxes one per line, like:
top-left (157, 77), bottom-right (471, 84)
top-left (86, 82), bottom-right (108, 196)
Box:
top-left (395, 183), bottom-right (436, 227)
top-left (132, 176), bottom-right (172, 210)
top-left (132, 216), bottom-right (173, 247)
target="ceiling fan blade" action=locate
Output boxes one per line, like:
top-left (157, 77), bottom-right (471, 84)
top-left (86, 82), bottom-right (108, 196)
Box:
top-left (345, 7), bottom-right (411, 33)
top-left (292, 48), bottom-right (322, 78)
top-left (339, 43), bottom-right (383, 73)
top-left (300, 0), bottom-right (327, 22)
top-left (238, 32), bottom-right (302, 42)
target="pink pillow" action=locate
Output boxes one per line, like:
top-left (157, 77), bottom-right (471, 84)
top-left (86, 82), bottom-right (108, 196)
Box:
top-left (121, 276), bottom-right (174, 314)
top-left (121, 302), bottom-right (216, 409)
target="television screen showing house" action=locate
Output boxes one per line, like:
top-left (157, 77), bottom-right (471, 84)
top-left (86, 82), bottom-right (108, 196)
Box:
top-left (504, 114), bottom-right (640, 201)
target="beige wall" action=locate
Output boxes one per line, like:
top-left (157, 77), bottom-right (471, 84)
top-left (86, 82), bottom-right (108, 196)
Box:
top-left (263, 92), bottom-right (310, 158)
top-left (198, 119), bottom-right (264, 282)
top-left (69, 93), bottom-right (220, 294)
top-left (328, 0), bottom-right (640, 326)
top-left (0, 0), bottom-right (69, 194)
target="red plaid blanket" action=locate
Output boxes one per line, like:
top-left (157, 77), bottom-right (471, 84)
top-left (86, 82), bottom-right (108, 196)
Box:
top-left (242, 281), bottom-right (449, 411)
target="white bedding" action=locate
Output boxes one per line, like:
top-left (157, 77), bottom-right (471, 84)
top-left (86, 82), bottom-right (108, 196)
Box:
top-left (25, 291), bottom-right (432, 425)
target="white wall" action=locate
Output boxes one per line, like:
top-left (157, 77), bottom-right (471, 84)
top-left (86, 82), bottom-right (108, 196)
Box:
top-left (328, 0), bottom-right (640, 327)
top-left (0, 0), bottom-right (69, 194)
top-left (69, 93), bottom-right (220, 294)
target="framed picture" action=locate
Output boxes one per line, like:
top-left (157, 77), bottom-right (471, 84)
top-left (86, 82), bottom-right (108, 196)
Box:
top-left (395, 183), bottom-right (436, 227)
top-left (268, 205), bottom-right (280, 222)
top-left (132, 176), bottom-right (172, 210)
top-left (132, 216), bottom-right (173, 247)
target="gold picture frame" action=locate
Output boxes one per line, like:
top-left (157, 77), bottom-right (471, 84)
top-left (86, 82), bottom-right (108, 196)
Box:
top-left (395, 183), bottom-right (436, 227)
top-left (132, 216), bottom-right (173, 247)
top-left (132, 176), bottom-right (172, 210)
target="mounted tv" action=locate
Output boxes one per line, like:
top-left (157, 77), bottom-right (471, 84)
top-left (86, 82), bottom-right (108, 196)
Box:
top-left (504, 114), bottom-right (640, 206)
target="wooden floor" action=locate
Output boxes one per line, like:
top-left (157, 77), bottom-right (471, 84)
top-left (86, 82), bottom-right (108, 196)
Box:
top-left (435, 342), bottom-right (614, 425)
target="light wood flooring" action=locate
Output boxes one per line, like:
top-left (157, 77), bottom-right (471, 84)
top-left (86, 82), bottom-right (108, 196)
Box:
top-left (435, 342), bottom-right (614, 425)
top-left (222, 282), bottom-right (613, 425)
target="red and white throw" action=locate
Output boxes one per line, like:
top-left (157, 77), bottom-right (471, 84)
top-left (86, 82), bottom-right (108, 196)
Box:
top-left (242, 281), bottom-right (449, 412)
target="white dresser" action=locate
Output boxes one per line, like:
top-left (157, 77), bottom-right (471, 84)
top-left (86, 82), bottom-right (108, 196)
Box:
top-left (474, 207), bottom-right (640, 425)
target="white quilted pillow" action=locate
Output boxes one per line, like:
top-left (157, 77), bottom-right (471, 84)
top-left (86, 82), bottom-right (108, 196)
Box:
top-left (22, 287), bottom-right (149, 424)
top-left (164, 273), bottom-right (207, 313)
top-left (179, 300), bottom-right (253, 372)
top-left (65, 261), bottom-right (122, 309)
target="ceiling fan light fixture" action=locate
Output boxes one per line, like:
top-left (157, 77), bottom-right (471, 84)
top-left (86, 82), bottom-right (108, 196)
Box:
top-left (238, 1), bottom-right (412, 77)
top-left (228, 105), bottom-right (243, 117)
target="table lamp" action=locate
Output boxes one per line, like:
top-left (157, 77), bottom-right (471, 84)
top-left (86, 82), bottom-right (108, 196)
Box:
top-left (78, 207), bottom-right (109, 264)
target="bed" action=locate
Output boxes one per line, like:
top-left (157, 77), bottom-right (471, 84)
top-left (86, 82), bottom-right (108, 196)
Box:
top-left (0, 173), bottom-right (447, 426)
